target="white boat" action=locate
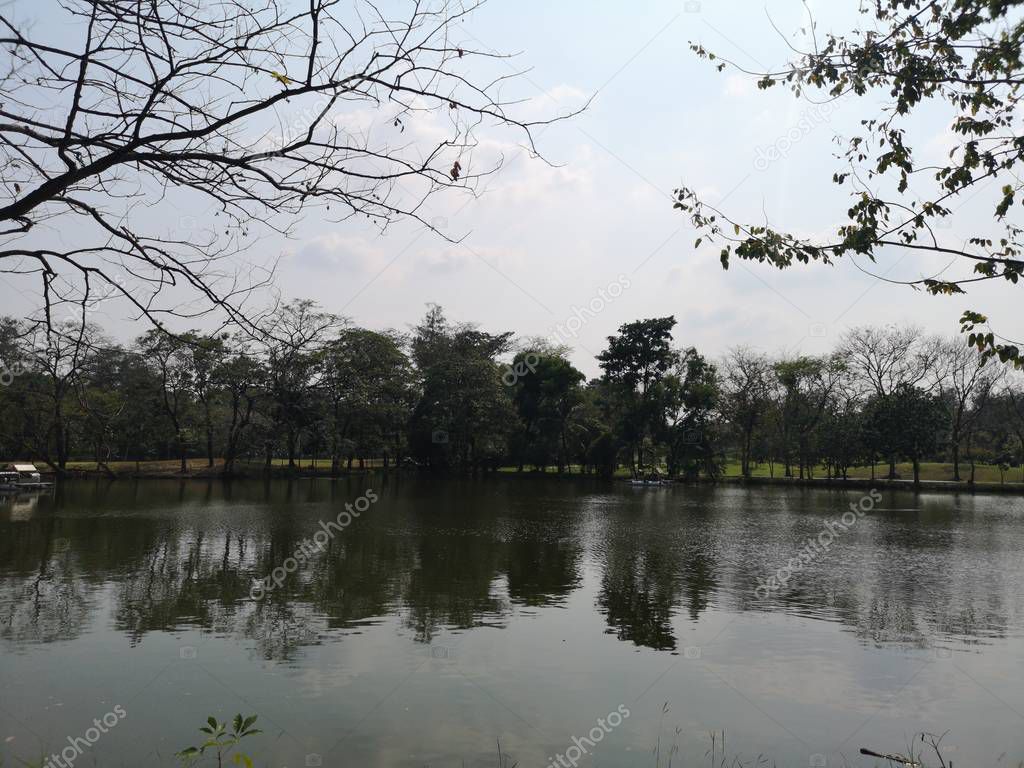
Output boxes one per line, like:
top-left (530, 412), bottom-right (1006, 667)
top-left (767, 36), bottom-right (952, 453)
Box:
top-left (2, 463), bottom-right (53, 490)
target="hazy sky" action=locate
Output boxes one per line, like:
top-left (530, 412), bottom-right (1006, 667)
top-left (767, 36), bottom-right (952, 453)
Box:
top-left (4, 0), bottom-right (1018, 377)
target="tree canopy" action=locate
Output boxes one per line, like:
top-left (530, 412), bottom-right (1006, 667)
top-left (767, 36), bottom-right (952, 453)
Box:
top-left (1, 308), bottom-right (1022, 486)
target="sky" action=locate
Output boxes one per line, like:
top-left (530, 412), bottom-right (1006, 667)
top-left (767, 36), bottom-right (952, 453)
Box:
top-left (3, 0), bottom-right (1020, 378)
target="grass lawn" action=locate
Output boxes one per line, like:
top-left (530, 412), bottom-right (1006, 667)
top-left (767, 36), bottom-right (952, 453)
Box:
top-left (40, 458), bottom-right (1024, 485)
top-left (499, 461), bottom-right (1024, 484)
top-left (62, 457), bottom-right (390, 475)
top-left (64, 459), bottom-right (220, 474)
top-left (720, 460), bottom-right (1024, 484)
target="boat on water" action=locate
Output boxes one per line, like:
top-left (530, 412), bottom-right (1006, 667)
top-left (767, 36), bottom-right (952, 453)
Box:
top-left (0, 463), bottom-right (53, 491)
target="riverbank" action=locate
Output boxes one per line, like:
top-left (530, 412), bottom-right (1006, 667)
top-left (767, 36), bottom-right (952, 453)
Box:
top-left (19, 458), bottom-right (1024, 495)
top-left (710, 474), bottom-right (1024, 494)
top-left (53, 458), bottom-right (389, 479)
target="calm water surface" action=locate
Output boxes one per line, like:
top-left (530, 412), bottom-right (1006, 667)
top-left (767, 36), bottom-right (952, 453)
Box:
top-left (2, 477), bottom-right (1023, 767)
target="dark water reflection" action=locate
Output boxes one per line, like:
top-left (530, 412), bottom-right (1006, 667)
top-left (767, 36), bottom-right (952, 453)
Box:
top-left (1, 477), bottom-right (1023, 766)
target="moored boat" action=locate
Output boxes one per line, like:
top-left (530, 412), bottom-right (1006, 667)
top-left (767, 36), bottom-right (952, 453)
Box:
top-left (1, 463), bottom-right (53, 490)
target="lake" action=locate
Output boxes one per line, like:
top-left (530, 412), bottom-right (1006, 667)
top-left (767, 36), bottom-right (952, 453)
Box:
top-left (1, 477), bottom-right (1023, 767)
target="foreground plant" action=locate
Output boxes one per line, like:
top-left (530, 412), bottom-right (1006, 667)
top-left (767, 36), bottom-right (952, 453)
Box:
top-left (176, 714), bottom-right (260, 768)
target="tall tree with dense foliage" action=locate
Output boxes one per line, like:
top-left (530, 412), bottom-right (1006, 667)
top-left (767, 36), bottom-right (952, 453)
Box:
top-left (259, 300), bottom-right (339, 470)
top-left (772, 355), bottom-right (846, 479)
top-left (321, 328), bottom-right (414, 472)
top-left (662, 348), bottom-right (722, 479)
top-left (597, 317), bottom-right (679, 474)
top-left (720, 348), bottom-right (772, 478)
top-left (137, 330), bottom-right (194, 474)
top-left (938, 340), bottom-right (1003, 480)
top-left (75, 341), bottom-right (127, 475)
top-left (893, 385), bottom-right (950, 486)
top-left (408, 306), bottom-right (516, 471)
top-left (841, 326), bottom-right (940, 477)
top-left (508, 350), bottom-right (586, 473)
top-left (215, 349), bottom-right (265, 477)
top-left (180, 333), bottom-right (230, 469)
top-left (19, 321), bottom-right (106, 472)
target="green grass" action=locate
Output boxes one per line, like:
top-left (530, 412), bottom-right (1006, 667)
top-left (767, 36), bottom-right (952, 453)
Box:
top-left (62, 457), bottom-right (390, 475)
top-left (720, 460), bottom-right (1024, 484)
top-left (45, 458), bottom-right (1024, 484)
top-left (496, 464), bottom-right (644, 478)
top-left (497, 460), bottom-right (1024, 484)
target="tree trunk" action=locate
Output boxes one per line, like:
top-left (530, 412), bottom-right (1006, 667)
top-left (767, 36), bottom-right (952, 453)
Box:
top-left (951, 430), bottom-right (961, 482)
top-left (202, 398), bottom-right (214, 468)
top-left (287, 429), bottom-right (298, 469)
top-left (560, 425), bottom-right (570, 475)
top-left (53, 398), bottom-right (68, 470)
top-left (741, 430), bottom-right (752, 478)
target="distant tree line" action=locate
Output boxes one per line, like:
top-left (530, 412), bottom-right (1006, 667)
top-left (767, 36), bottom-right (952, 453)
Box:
top-left (1, 307), bottom-right (1023, 484)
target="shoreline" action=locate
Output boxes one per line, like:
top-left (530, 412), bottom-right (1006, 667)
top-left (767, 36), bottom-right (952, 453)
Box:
top-left (21, 463), bottom-right (1024, 495)
top-left (696, 474), bottom-right (1024, 495)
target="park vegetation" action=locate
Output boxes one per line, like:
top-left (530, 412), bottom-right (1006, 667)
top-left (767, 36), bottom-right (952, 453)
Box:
top-left (2, 308), bottom-right (1023, 485)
